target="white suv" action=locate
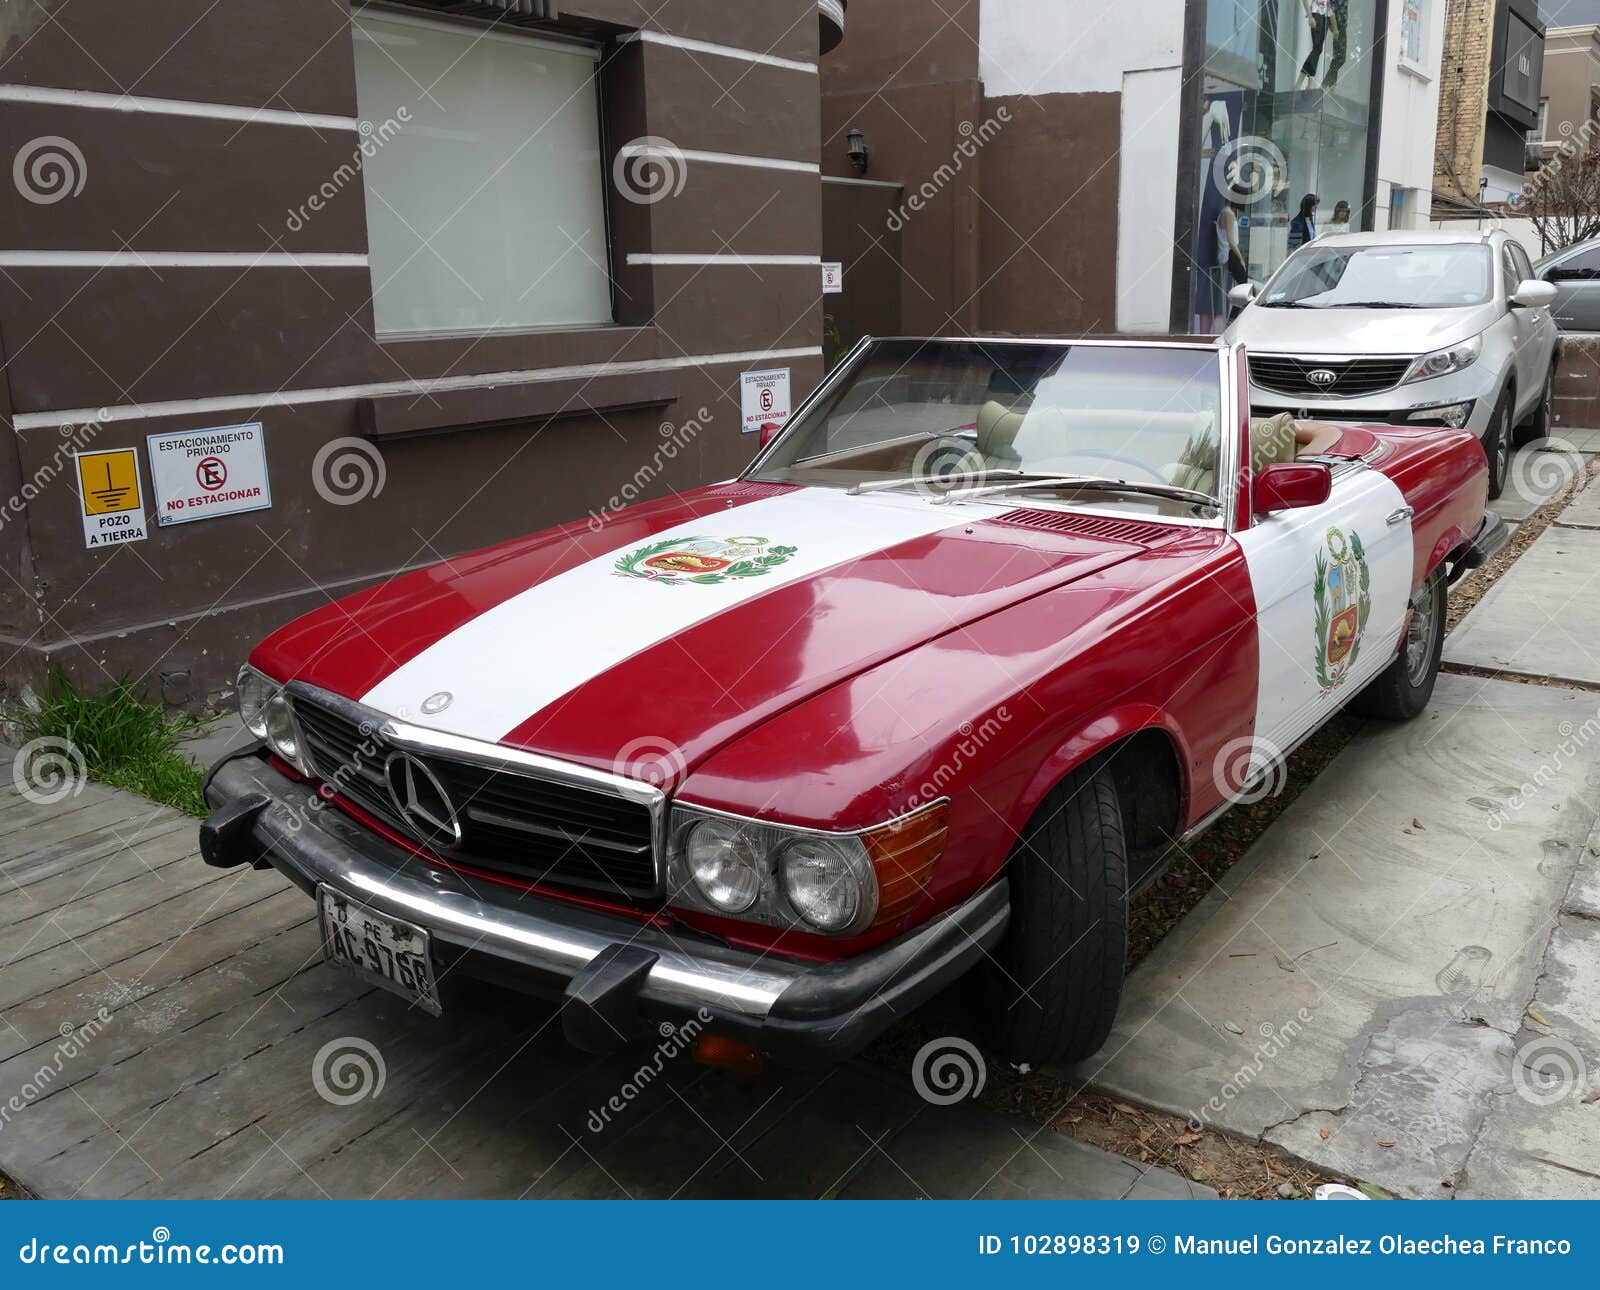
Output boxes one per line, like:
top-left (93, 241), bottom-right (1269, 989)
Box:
top-left (1224, 229), bottom-right (1559, 499)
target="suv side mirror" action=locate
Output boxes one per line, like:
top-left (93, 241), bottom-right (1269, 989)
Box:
top-left (1228, 281), bottom-right (1258, 308)
top-left (1512, 279), bottom-right (1557, 309)
top-left (1254, 462), bottom-right (1332, 514)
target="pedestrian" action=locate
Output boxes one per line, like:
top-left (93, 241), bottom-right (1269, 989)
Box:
top-left (1288, 194), bottom-right (1319, 253)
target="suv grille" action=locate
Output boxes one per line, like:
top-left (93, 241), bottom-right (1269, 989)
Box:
top-left (292, 693), bottom-right (659, 899)
top-left (1249, 355), bottom-right (1413, 399)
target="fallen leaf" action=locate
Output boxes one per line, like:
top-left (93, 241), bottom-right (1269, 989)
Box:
top-left (1357, 1181), bottom-right (1396, 1200)
top-left (1319, 1126), bottom-right (1332, 1141)
top-left (1115, 1103), bottom-right (1137, 1115)
top-left (1190, 1167), bottom-right (1208, 1181)
top-left (1174, 1131), bottom-right (1201, 1146)
top-left (1413, 819), bottom-right (1425, 830)
top-left (1582, 1090), bottom-right (1600, 1105)
top-left (1275, 953), bottom-right (1298, 972)
top-left (1376, 1137), bottom-right (1396, 1148)
top-left (1403, 828), bottom-right (1414, 835)
top-left (1223, 1020), bottom-right (1245, 1035)
top-left (1528, 1008), bottom-right (1551, 1026)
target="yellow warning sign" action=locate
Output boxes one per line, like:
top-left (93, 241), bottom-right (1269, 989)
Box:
top-left (75, 449), bottom-right (149, 548)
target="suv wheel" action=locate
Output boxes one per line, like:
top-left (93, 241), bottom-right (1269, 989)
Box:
top-left (1515, 362), bottom-right (1557, 447)
top-left (1483, 387), bottom-right (1513, 500)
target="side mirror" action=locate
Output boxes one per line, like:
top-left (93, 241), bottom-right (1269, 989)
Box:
top-left (1228, 281), bottom-right (1258, 308)
top-left (758, 421), bottom-right (783, 449)
top-left (1253, 462), bottom-right (1332, 514)
top-left (1512, 279), bottom-right (1557, 309)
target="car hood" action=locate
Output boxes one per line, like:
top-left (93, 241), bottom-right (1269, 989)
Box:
top-left (1227, 302), bottom-right (1498, 357)
top-left (253, 482), bottom-right (1168, 776)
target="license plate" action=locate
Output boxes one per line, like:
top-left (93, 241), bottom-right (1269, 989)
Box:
top-left (318, 885), bottom-right (442, 1016)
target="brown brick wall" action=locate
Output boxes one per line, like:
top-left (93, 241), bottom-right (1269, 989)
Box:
top-left (1434, 0), bottom-right (1495, 204)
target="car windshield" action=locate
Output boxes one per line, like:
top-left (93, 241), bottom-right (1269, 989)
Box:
top-left (1260, 243), bottom-right (1492, 309)
top-left (748, 339), bottom-right (1224, 520)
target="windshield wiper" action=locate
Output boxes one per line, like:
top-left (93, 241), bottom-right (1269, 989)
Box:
top-left (1316, 301), bottom-right (1427, 309)
top-left (932, 474), bottom-right (1220, 510)
top-left (847, 468), bottom-right (1027, 496)
top-left (1258, 300), bottom-right (1315, 308)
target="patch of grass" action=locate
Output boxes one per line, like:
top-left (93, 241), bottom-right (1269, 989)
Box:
top-left (9, 668), bottom-right (211, 816)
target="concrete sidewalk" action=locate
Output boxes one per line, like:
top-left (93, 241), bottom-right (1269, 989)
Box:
top-left (0, 745), bottom-right (1208, 1201)
top-left (1085, 674), bottom-right (1600, 1198)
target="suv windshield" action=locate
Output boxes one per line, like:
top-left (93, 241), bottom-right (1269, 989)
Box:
top-left (1260, 243), bottom-right (1493, 309)
top-left (749, 339), bottom-right (1224, 520)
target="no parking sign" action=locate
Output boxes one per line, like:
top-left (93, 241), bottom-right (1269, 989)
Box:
top-left (146, 422), bottom-right (272, 525)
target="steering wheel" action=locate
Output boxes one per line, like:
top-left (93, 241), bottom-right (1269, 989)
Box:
top-left (1043, 448), bottom-right (1167, 484)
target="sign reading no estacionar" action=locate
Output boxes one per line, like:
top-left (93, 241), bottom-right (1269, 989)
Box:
top-left (740, 367), bottom-right (792, 435)
top-left (146, 422), bottom-right (272, 526)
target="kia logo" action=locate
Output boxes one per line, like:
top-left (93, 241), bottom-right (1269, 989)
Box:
top-left (384, 752), bottom-right (462, 851)
top-left (1307, 368), bottom-right (1339, 388)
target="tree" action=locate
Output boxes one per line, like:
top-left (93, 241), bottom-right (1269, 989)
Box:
top-left (1518, 142), bottom-right (1600, 256)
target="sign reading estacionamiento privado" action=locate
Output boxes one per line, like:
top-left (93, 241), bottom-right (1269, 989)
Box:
top-left (146, 422), bottom-right (272, 525)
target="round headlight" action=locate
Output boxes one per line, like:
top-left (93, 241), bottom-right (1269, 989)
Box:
top-left (685, 819), bottom-right (761, 913)
top-left (779, 837), bottom-right (866, 932)
top-left (236, 666), bottom-right (273, 741)
top-left (264, 693), bottom-right (302, 767)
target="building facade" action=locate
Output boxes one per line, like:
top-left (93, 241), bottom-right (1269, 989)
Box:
top-left (818, 0), bottom-right (1446, 346)
top-left (1530, 23), bottom-right (1600, 162)
top-left (1433, 0), bottom-right (1546, 206)
top-left (0, 0), bottom-right (836, 703)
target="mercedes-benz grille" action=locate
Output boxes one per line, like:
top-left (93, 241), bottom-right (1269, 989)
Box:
top-left (290, 691), bottom-right (659, 899)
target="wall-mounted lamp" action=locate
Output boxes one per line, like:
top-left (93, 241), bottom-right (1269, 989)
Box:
top-left (846, 127), bottom-right (870, 176)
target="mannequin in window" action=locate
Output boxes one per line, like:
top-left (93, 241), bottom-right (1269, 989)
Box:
top-left (1288, 193), bottom-right (1319, 252)
top-left (1324, 0), bottom-right (1349, 90)
top-left (1296, 0), bottom-right (1332, 91)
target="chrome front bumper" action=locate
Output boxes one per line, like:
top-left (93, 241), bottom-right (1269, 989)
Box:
top-left (201, 750), bottom-right (1009, 1063)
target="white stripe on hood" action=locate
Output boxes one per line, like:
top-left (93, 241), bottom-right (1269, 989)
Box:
top-left (359, 487), bottom-right (967, 743)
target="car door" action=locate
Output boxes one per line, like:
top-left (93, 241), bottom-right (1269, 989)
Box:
top-left (1502, 242), bottom-right (1542, 414)
top-left (1542, 243), bottom-right (1600, 332)
top-left (1233, 463), bottom-right (1414, 768)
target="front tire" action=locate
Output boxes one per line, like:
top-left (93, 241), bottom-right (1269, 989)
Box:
top-left (1514, 361), bottom-right (1556, 447)
top-left (1483, 387), bottom-right (1513, 501)
top-left (986, 762), bottom-right (1128, 1066)
top-left (1353, 565), bottom-right (1445, 720)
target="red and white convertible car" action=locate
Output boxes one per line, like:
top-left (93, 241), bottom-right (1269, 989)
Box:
top-left (203, 338), bottom-right (1504, 1066)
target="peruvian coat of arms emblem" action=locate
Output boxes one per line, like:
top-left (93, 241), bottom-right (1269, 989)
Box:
top-left (614, 534), bottom-right (798, 586)
top-left (1313, 525), bottom-right (1371, 692)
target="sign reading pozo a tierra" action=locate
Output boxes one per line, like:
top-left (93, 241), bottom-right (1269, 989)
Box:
top-left (146, 422), bottom-right (272, 525)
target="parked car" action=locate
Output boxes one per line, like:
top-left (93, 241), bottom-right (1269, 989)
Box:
top-left (1225, 229), bottom-right (1559, 501)
top-left (1535, 237), bottom-right (1600, 333)
top-left (202, 337), bottom-right (1504, 1068)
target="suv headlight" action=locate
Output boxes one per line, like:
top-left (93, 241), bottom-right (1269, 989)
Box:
top-left (667, 801), bottom-right (950, 936)
top-left (1402, 335), bottom-right (1482, 385)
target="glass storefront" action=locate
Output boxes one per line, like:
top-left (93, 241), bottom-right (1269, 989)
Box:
top-left (1186, 0), bottom-right (1381, 332)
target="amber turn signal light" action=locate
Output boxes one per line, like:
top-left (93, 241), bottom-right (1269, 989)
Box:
top-left (692, 1033), bottom-right (766, 1076)
top-left (863, 800), bottom-right (950, 924)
